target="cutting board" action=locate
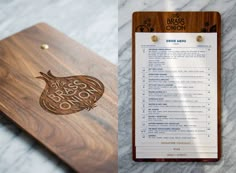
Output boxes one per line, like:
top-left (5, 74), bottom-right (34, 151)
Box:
top-left (0, 23), bottom-right (117, 173)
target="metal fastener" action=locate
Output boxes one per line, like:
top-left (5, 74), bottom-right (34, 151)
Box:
top-left (151, 35), bottom-right (158, 42)
top-left (196, 35), bottom-right (203, 42)
top-left (40, 44), bottom-right (49, 50)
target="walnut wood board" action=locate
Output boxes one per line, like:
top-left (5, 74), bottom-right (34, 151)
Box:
top-left (132, 12), bottom-right (221, 162)
top-left (0, 23), bottom-right (117, 173)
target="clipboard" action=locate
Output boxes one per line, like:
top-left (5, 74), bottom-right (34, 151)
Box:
top-left (0, 23), bottom-right (117, 173)
top-left (132, 12), bottom-right (221, 162)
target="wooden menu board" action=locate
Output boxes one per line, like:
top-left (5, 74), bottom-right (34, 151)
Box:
top-left (132, 12), bottom-right (221, 162)
top-left (0, 23), bottom-right (117, 173)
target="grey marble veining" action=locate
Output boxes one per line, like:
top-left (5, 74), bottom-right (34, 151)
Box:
top-left (0, 0), bottom-right (117, 173)
top-left (118, 0), bottom-right (236, 173)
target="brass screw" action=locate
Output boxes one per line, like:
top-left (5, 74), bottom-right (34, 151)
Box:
top-left (40, 44), bottom-right (49, 50)
top-left (196, 35), bottom-right (203, 42)
top-left (151, 35), bottom-right (158, 42)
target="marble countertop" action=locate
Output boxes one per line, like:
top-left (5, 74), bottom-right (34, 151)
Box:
top-left (118, 0), bottom-right (236, 173)
top-left (0, 0), bottom-right (117, 173)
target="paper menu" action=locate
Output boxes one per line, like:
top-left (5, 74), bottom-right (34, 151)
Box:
top-left (135, 33), bottom-right (218, 159)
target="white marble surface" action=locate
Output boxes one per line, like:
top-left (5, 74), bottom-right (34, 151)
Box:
top-left (0, 0), bottom-right (117, 173)
top-left (118, 0), bottom-right (236, 173)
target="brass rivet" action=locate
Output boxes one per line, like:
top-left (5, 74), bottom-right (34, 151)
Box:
top-left (151, 35), bottom-right (158, 42)
top-left (196, 35), bottom-right (203, 42)
top-left (40, 44), bottom-right (49, 50)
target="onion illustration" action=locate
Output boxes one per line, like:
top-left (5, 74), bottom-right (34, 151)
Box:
top-left (37, 70), bottom-right (104, 115)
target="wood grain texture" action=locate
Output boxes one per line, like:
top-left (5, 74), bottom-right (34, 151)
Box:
top-left (132, 12), bottom-right (221, 162)
top-left (0, 23), bottom-right (117, 173)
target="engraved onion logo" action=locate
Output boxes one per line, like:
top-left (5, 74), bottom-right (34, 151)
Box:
top-left (37, 71), bottom-right (104, 115)
top-left (166, 13), bottom-right (185, 31)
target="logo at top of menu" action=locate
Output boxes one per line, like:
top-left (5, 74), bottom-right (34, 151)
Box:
top-left (166, 13), bottom-right (186, 31)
